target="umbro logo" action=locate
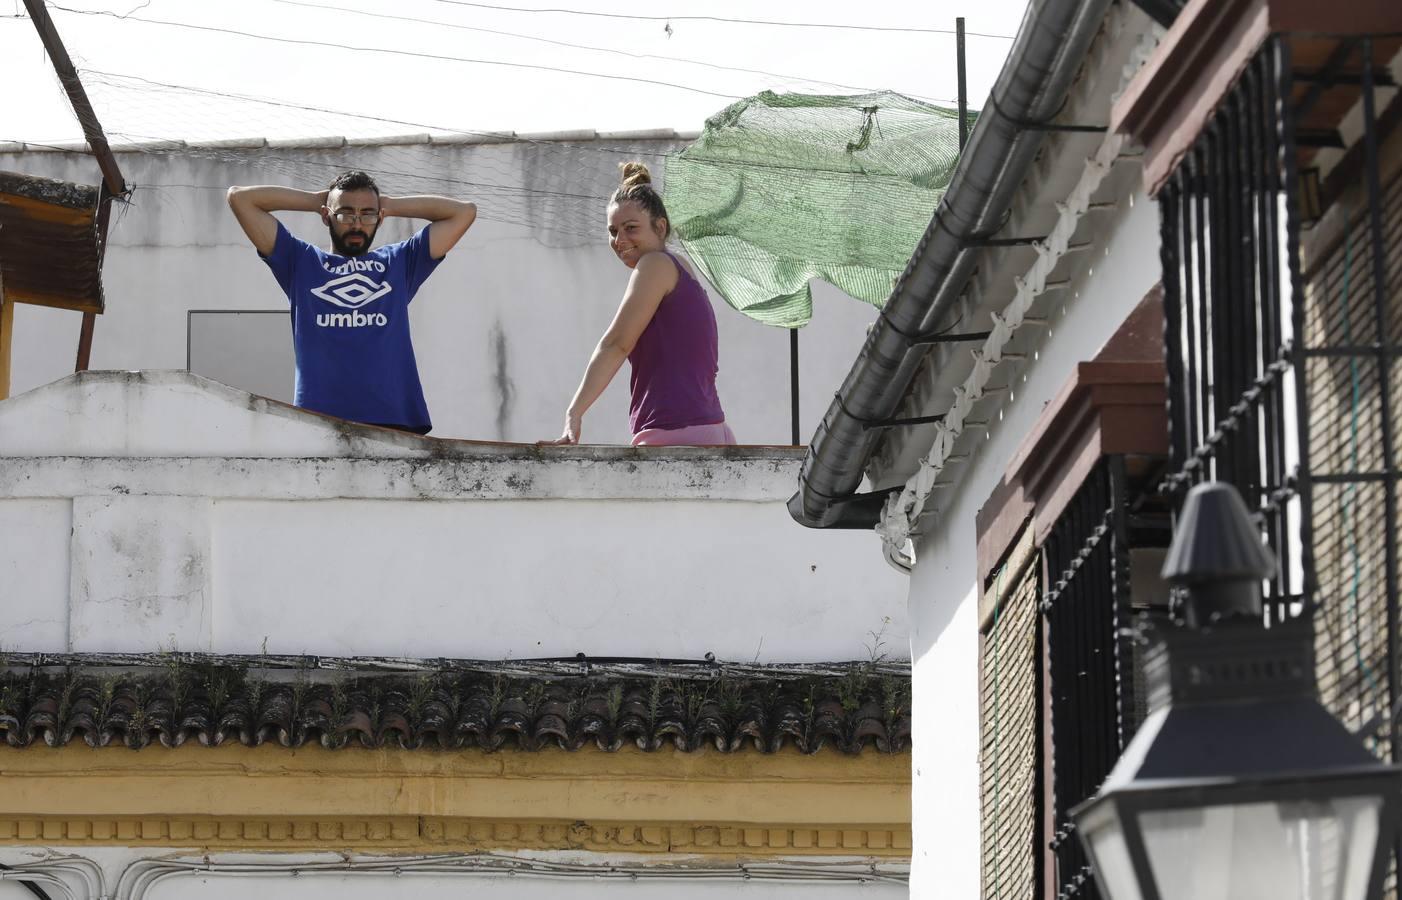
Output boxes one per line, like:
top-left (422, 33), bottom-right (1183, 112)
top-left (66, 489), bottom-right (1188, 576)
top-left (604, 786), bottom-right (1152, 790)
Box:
top-left (312, 273), bottom-right (393, 309)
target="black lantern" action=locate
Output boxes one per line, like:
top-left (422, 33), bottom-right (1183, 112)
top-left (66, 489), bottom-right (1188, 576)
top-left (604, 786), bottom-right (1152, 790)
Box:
top-left (1072, 482), bottom-right (1402, 900)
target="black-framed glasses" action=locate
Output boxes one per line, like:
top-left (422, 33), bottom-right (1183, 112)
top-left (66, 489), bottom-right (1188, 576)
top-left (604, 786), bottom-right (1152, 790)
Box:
top-left (332, 211), bottom-right (380, 224)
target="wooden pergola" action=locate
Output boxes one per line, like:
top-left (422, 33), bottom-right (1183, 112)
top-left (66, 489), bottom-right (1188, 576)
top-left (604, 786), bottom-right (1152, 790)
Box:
top-left (0, 0), bottom-right (129, 401)
top-left (0, 170), bottom-right (104, 399)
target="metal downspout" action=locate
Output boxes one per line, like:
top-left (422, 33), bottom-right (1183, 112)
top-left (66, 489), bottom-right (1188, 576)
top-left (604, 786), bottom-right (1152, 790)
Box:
top-left (788, 0), bottom-right (1114, 530)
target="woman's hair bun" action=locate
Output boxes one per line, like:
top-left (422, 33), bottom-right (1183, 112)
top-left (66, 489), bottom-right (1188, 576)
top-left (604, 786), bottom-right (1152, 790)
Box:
top-left (618, 161), bottom-right (653, 189)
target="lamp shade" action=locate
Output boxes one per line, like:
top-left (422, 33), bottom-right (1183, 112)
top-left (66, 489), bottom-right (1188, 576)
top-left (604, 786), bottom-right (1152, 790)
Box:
top-left (1071, 483), bottom-right (1402, 900)
top-left (1078, 766), bottom-right (1394, 900)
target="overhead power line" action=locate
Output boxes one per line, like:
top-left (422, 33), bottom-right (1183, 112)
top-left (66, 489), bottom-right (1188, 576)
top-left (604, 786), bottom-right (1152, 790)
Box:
top-left (44, 4), bottom-right (741, 99)
top-left (81, 69), bottom-right (956, 178)
top-left (80, 68), bottom-right (680, 155)
top-left (423, 0), bottom-right (1016, 38)
top-left (273, 0), bottom-right (945, 101)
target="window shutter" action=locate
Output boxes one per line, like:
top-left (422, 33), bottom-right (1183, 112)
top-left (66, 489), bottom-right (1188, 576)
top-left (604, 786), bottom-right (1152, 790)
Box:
top-left (979, 525), bottom-right (1040, 900)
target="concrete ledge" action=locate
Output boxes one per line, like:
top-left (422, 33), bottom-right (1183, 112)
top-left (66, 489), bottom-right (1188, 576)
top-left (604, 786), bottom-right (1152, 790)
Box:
top-left (0, 370), bottom-right (804, 466)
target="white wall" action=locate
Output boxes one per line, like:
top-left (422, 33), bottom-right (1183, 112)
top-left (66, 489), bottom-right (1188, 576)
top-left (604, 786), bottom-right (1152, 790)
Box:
top-left (0, 850), bottom-right (906, 900)
top-left (0, 140), bottom-right (882, 445)
top-left (906, 192), bottom-right (1161, 896)
top-left (0, 371), bottom-right (907, 662)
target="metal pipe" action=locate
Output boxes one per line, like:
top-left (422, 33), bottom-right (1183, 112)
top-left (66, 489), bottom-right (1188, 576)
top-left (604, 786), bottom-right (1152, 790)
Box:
top-left (1276, 37), bottom-right (1319, 628)
top-left (0, 871), bottom-right (74, 900)
top-left (957, 17), bottom-right (969, 151)
top-left (2, 859), bottom-right (104, 900)
top-left (117, 855), bottom-right (909, 900)
top-left (1360, 37), bottom-right (1400, 762)
top-left (788, 0), bottom-right (1115, 529)
top-left (790, 327), bottom-right (800, 445)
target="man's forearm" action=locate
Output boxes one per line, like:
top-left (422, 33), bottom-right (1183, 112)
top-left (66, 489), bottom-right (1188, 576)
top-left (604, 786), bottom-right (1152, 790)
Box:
top-left (228, 185), bottom-right (326, 213)
top-left (383, 195), bottom-right (474, 222)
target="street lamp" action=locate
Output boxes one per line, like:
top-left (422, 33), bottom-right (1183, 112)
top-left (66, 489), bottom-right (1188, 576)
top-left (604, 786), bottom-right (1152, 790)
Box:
top-left (1072, 481), bottom-right (1402, 900)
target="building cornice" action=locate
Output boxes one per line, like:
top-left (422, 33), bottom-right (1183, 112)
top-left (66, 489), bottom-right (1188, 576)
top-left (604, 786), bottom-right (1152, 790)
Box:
top-left (0, 745), bottom-right (910, 857)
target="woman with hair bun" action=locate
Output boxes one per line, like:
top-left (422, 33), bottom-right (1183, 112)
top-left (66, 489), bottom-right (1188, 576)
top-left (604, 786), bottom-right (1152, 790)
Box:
top-left (550, 161), bottom-right (735, 446)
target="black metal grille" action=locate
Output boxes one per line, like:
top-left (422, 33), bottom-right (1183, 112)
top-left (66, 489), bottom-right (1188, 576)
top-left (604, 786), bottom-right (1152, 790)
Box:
top-left (1158, 37), bottom-right (1305, 619)
top-left (1301, 39), bottom-right (1402, 770)
top-left (1158, 32), bottom-right (1402, 898)
top-left (1041, 458), bottom-right (1135, 900)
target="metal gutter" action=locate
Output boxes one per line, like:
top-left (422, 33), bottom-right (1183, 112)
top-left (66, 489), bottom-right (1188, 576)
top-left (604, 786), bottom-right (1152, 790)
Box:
top-left (788, 0), bottom-right (1115, 529)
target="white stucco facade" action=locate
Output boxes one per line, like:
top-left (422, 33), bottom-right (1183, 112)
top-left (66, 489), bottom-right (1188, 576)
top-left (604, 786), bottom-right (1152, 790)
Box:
top-left (0, 370), bottom-right (907, 661)
top-left (906, 191), bottom-right (1161, 895)
top-left (0, 136), bottom-right (884, 446)
top-left (0, 371), bottom-right (911, 900)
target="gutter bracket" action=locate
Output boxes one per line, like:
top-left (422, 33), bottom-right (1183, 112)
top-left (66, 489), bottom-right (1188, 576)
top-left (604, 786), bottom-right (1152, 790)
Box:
top-left (988, 92), bottom-right (1109, 133)
top-left (835, 392), bottom-right (947, 431)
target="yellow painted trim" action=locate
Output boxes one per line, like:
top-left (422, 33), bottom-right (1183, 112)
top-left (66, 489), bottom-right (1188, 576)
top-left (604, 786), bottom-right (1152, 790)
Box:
top-left (0, 745), bottom-right (910, 857)
top-left (0, 816), bottom-right (910, 856)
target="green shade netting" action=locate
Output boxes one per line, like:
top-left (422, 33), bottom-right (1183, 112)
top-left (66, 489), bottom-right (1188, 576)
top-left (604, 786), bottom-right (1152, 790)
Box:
top-left (664, 91), bottom-right (963, 328)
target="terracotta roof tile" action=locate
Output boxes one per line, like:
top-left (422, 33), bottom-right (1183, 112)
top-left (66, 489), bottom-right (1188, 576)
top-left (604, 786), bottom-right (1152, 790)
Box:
top-left (0, 666), bottom-right (911, 754)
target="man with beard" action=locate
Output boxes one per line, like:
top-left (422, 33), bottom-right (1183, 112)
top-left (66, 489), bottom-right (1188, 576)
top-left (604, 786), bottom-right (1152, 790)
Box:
top-left (227, 171), bottom-right (476, 434)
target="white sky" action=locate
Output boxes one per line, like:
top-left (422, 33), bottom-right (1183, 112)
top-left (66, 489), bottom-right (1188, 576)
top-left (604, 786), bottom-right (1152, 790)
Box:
top-left (2, 0), bottom-right (1031, 144)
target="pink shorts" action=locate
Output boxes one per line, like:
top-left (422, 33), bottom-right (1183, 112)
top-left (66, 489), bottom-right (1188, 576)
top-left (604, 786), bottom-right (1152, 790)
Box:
top-left (631, 422), bottom-right (737, 447)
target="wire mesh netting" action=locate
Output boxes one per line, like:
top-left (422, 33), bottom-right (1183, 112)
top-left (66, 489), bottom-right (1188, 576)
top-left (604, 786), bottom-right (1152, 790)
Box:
top-left (664, 90), bottom-right (963, 327)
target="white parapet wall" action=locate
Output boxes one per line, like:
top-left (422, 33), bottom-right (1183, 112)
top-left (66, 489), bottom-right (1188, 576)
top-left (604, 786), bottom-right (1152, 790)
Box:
top-left (0, 138), bottom-right (884, 446)
top-left (0, 370), bottom-right (907, 662)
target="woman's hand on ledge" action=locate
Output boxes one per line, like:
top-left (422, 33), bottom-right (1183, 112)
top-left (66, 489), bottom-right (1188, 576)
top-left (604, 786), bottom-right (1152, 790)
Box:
top-left (541, 410), bottom-right (583, 445)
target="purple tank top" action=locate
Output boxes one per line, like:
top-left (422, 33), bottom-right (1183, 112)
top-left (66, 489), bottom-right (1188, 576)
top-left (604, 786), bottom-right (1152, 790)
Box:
top-left (627, 251), bottom-right (725, 434)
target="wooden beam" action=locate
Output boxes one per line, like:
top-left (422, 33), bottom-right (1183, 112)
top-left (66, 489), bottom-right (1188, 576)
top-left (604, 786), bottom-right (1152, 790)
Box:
top-left (20, 1), bottom-right (125, 198)
top-left (21, 1), bottom-right (126, 372)
top-left (0, 271), bottom-right (12, 401)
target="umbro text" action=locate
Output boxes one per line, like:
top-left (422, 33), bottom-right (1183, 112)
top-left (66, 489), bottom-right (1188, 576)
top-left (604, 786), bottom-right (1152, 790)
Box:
top-left (322, 258), bottom-right (388, 275)
top-left (316, 311), bottom-right (389, 328)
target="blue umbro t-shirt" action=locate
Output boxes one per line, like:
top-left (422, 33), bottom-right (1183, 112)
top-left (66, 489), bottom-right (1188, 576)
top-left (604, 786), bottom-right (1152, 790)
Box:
top-left (260, 222), bottom-right (440, 430)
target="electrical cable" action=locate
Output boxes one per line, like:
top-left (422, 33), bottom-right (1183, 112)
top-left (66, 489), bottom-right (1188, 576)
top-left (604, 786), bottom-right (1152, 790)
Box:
top-left (273, 0), bottom-right (940, 100)
top-left (0, 863), bottom-right (56, 900)
top-left (43, 4), bottom-right (742, 99)
top-left (423, 0), bottom-right (1015, 38)
top-left (80, 69), bottom-right (958, 183)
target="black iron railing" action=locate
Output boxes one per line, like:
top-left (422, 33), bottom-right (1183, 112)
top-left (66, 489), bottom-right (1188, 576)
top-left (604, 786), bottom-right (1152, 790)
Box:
top-left (1158, 37), bottom-right (1306, 621)
top-left (1158, 30), bottom-right (1402, 895)
top-left (1040, 458), bottom-right (1134, 900)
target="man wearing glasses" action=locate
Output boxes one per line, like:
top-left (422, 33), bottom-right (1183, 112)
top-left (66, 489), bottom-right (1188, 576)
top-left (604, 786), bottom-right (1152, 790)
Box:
top-left (227, 171), bottom-right (476, 434)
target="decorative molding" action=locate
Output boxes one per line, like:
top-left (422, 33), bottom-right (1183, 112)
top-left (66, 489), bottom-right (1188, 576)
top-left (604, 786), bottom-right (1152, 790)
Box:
top-left (0, 745), bottom-right (910, 858)
top-left (0, 816), bottom-right (912, 857)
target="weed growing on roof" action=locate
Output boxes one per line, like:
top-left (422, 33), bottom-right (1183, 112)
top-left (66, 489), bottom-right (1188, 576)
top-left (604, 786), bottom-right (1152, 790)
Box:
top-left (488, 674), bottom-right (506, 721)
top-left (646, 679), bottom-right (663, 729)
top-left (605, 683), bottom-right (624, 726)
top-left (676, 679), bottom-right (714, 728)
top-left (159, 645), bottom-right (192, 714)
top-left (97, 672), bottom-right (123, 725)
top-left (329, 679), bottom-right (349, 729)
top-left (881, 675), bottom-right (911, 737)
top-left (54, 667), bottom-right (77, 728)
top-left (718, 679), bottom-right (744, 719)
top-left (523, 681), bottom-right (547, 717)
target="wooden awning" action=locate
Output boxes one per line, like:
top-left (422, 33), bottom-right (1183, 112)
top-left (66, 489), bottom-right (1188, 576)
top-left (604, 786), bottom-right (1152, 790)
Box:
top-left (0, 169), bottom-right (104, 314)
